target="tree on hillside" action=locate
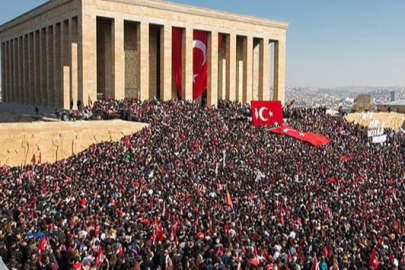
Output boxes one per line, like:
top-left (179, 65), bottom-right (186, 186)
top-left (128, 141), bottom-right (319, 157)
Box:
top-left (352, 93), bottom-right (372, 112)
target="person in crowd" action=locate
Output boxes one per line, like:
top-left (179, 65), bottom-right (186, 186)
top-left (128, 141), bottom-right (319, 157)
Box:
top-left (0, 98), bottom-right (404, 270)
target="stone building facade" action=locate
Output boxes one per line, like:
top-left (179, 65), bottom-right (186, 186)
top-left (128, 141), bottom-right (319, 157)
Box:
top-left (0, 0), bottom-right (288, 109)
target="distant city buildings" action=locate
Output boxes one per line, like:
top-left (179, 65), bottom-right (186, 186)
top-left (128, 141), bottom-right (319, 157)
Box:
top-left (285, 86), bottom-right (405, 112)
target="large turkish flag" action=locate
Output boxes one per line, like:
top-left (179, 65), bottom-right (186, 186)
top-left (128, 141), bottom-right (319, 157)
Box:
top-left (172, 30), bottom-right (222, 100)
top-left (193, 30), bottom-right (208, 100)
top-left (172, 27), bottom-right (183, 97)
top-left (251, 101), bottom-right (283, 126)
top-left (270, 125), bottom-right (330, 146)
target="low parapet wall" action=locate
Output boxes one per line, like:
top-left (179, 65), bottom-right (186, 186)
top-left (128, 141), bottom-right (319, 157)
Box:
top-left (0, 120), bottom-right (147, 166)
top-left (0, 111), bottom-right (35, 123)
top-left (345, 112), bottom-right (404, 130)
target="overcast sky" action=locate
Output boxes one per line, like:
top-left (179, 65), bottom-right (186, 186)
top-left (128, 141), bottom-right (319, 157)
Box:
top-left (1, 0), bottom-right (404, 88)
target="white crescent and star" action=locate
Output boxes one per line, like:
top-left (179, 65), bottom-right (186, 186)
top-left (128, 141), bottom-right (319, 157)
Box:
top-left (259, 107), bottom-right (269, 121)
top-left (193, 40), bottom-right (207, 83)
top-left (282, 129), bottom-right (306, 137)
top-left (254, 107), bottom-right (274, 121)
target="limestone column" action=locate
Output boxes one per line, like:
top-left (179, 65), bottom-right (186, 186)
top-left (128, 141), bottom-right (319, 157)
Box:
top-left (10, 39), bottom-right (14, 103)
top-left (20, 35), bottom-right (27, 104)
top-left (61, 20), bottom-right (71, 109)
top-left (8, 40), bottom-right (12, 103)
top-left (29, 33), bottom-right (35, 105)
top-left (6, 40), bottom-right (10, 103)
top-left (137, 21), bottom-right (149, 100)
top-left (10, 39), bottom-right (16, 103)
top-left (9, 39), bottom-right (12, 103)
top-left (5, 41), bottom-right (8, 103)
top-left (226, 32), bottom-right (236, 100)
top-left (40, 29), bottom-right (47, 106)
top-left (182, 27), bottom-right (193, 100)
top-left (3, 41), bottom-right (8, 103)
top-left (274, 39), bottom-right (286, 105)
top-left (7, 40), bottom-right (10, 103)
top-left (70, 17), bottom-right (78, 108)
top-left (14, 38), bottom-right (18, 103)
top-left (19, 36), bottom-right (24, 104)
top-left (160, 23), bottom-right (172, 101)
top-left (54, 23), bottom-right (62, 108)
top-left (243, 35), bottom-right (253, 104)
top-left (9, 40), bottom-right (13, 103)
top-left (218, 41), bottom-right (226, 101)
top-left (1, 42), bottom-right (6, 103)
top-left (11, 39), bottom-right (15, 103)
top-left (17, 37), bottom-right (22, 104)
top-left (79, 14), bottom-right (97, 106)
top-left (46, 26), bottom-right (54, 107)
top-left (259, 38), bottom-right (270, 101)
top-left (112, 17), bottom-right (125, 100)
top-left (207, 31), bottom-right (218, 107)
top-left (236, 37), bottom-right (243, 102)
top-left (252, 41), bottom-right (259, 100)
top-left (23, 35), bottom-right (28, 104)
top-left (34, 31), bottom-right (41, 106)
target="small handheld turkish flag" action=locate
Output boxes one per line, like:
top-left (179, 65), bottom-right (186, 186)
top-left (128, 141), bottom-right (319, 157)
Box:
top-left (251, 101), bottom-right (283, 126)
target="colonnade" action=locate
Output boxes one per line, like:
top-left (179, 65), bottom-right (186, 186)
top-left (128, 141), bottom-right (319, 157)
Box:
top-left (1, 16), bottom-right (80, 109)
top-left (98, 18), bottom-right (286, 106)
top-left (1, 15), bottom-right (286, 108)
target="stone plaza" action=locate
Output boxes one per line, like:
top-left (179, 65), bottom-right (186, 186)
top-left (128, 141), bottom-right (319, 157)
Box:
top-left (0, 0), bottom-right (288, 109)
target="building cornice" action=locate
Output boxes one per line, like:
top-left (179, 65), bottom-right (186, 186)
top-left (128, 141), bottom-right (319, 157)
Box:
top-left (0, 0), bottom-right (288, 35)
top-left (108, 0), bottom-right (289, 30)
top-left (0, 0), bottom-right (74, 33)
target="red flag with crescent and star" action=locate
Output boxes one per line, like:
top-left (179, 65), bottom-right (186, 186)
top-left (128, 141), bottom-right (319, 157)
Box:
top-left (251, 100), bottom-right (283, 126)
top-left (172, 27), bottom-right (183, 97)
top-left (193, 30), bottom-right (208, 100)
top-left (172, 29), bottom-right (222, 99)
top-left (270, 125), bottom-right (330, 146)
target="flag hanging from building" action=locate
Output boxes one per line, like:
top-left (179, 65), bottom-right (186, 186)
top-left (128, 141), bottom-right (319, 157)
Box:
top-left (172, 29), bottom-right (222, 99)
top-left (251, 101), bottom-right (283, 126)
top-left (270, 125), bottom-right (330, 146)
top-left (172, 27), bottom-right (183, 97)
top-left (192, 30), bottom-right (208, 100)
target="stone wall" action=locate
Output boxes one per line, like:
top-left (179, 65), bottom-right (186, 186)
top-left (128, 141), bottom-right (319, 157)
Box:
top-left (124, 21), bottom-right (138, 98)
top-left (345, 112), bottom-right (404, 131)
top-left (0, 120), bottom-right (147, 166)
top-left (0, 111), bottom-right (34, 123)
top-left (125, 50), bottom-right (138, 98)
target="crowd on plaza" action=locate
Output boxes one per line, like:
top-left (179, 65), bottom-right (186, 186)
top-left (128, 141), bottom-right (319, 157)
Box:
top-left (1, 97), bottom-right (405, 270)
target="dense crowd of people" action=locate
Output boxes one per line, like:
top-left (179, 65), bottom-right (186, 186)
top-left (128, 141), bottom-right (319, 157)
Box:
top-left (0, 98), bottom-right (405, 270)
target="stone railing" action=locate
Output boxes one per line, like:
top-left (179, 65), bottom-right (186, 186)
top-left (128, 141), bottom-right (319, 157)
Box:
top-left (0, 119), bottom-right (147, 166)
